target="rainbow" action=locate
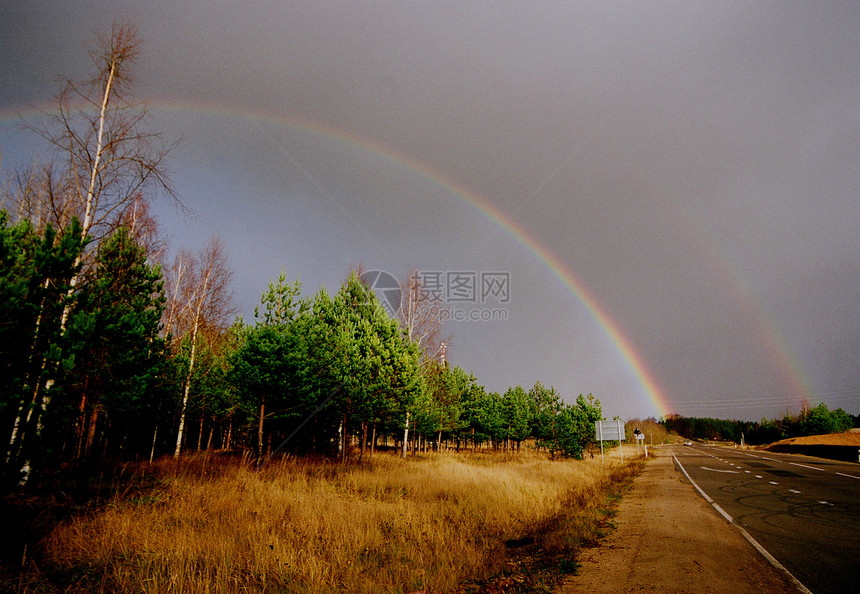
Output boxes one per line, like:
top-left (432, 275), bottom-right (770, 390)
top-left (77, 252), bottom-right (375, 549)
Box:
top-left (1, 98), bottom-right (815, 417)
top-left (358, 143), bottom-right (676, 417)
top-left (667, 210), bottom-right (817, 408)
top-left (150, 100), bottom-right (673, 416)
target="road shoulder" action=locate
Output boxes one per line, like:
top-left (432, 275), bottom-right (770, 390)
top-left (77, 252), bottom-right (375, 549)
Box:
top-left (557, 447), bottom-right (800, 593)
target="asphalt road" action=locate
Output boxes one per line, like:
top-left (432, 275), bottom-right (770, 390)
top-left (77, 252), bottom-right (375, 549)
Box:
top-left (670, 443), bottom-right (860, 594)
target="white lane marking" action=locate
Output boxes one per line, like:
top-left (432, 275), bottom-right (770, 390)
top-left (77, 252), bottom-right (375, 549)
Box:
top-left (673, 453), bottom-right (813, 594)
top-left (769, 481), bottom-right (779, 485)
top-left (755, 475), bottom-right (764, 479)
top-left (701, 466), bottom-right (740, 473)
top-left (789, 489), bottom-right (801, 494)
top-left (818, 501), bottom-right (832, 506)
top-left (744, 470), bottom-right (751, 474)
top-left (789, 462), bottom-right (824, 472)
top-left (710, 449), bottom-right (856, 482)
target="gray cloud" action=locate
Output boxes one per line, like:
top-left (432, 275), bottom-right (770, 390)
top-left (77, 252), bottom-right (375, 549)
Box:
top-left (2, 1), bottom-right (858, 419)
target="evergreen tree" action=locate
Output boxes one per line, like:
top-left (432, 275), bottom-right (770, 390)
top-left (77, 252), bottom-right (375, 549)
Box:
top-left (501, 386), bottom-right (531, 450)
top-left (230, 271), bottom-right (423, 461)
top-left (528, 382), bottom-right (562, 454)
top-left (230, 274), bottom-right (312, 459)
top-left (414, 360), bottom-right (466, 450)
top-left (329, 273), bottom-right (422, 459)
top-left (0, 214), bottom-right (36, 433)
top-left (59, 226), bottom-right (166, 461)
top-left (2, 214), bottom-right (85, 482)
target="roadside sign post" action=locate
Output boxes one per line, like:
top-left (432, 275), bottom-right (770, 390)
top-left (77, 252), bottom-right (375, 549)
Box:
top-left (596, 422), bottom-right (602, 463)
top-left (633, 427), bottom-right (643, 454)
top-left (595, 419), bottom-right (625, 465)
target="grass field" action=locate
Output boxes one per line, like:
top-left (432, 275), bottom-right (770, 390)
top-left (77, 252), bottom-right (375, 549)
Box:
top-left (5, 448), bottom-right (644, 593)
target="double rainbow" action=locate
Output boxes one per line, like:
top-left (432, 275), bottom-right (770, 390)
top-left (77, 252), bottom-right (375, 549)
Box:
top-left (2, 99), bottom-right (816, 417)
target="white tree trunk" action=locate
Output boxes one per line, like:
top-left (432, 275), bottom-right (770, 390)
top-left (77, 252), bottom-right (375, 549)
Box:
top-left (402, 411), bottom-right (410, 458)
top-left (173, 311), bottom-right (200, 458)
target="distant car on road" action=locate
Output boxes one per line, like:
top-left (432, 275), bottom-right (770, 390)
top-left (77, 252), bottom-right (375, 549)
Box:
top-left (684, 440), bottom-right (693, 446)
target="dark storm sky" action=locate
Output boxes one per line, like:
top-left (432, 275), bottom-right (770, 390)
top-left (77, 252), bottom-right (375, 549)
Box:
top-left (2, 1), bottom-right (858, 420)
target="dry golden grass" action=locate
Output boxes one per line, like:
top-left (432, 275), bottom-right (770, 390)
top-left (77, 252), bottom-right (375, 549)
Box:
top-left (25, 449), bottom-right (642, 593)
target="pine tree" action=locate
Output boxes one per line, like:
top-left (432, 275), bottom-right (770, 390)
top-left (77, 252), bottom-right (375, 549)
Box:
top-left (59, 226), bottom-right (166, 462)
top-left (2, 214), bottom-right (84, 482)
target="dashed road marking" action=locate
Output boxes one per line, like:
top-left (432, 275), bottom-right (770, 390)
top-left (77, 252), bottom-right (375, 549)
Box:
top-left (790, 462), bottom-right (824, 472)
top-left (701, 466), bottom-right (740, 473)
top-left (672, 453), bottom-right (813, 594)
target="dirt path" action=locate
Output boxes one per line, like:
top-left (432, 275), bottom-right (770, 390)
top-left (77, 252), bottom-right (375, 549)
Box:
top-left (558, 447), bottom-right (801, 593)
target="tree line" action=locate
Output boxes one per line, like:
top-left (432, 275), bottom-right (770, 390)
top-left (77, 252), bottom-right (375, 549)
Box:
top-left (0, 216), bottom-right (604, 485)
top-left (230, 273), bottom-right (603, 463)
top-left (661, 403), bottom-right (857, 445)
top-left (0, 24), bottom-right (603, 488)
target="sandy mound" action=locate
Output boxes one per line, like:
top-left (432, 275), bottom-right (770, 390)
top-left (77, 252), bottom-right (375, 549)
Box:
top-left (768, 432), bottom-right (860, 447)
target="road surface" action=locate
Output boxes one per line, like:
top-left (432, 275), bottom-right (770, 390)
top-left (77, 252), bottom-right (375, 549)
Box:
top-left (672, 443), bottom-right (860, 593)
top-left (559, 447), bottom-right (800, 593)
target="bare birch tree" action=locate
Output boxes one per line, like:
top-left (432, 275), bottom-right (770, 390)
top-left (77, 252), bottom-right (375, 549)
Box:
top-left (24, 21), bottom-right (173, 305)
top-left (26, 22), bottom-right (176, 251)
top-left (5, 23), bottom-right (178, 469)
top-left (397, 269), bottom-right (451, 361)
top-left (119, 195), bottom-right (167, 264)
top-left (389, 270), bottom-right (451, 457)
top-left (164, 237), bottom-right (234, 458)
